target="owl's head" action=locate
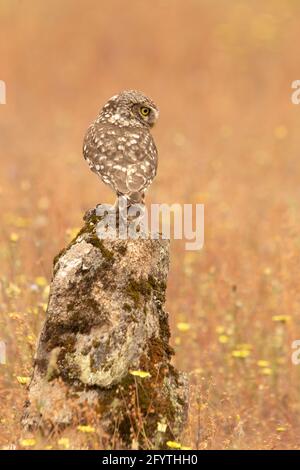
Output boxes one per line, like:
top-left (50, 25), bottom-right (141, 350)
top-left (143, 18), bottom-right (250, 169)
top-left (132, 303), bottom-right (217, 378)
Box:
top-left (101, 90), bottom-right (159, 128)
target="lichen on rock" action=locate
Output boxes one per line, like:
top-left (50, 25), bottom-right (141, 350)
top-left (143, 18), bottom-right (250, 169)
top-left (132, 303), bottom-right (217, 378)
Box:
top-left (22, 206), bottom-right (188, 449)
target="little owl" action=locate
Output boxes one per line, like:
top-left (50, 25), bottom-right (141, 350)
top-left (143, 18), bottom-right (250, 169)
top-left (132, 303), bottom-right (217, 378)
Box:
top-left (83, 90), bottom-right (159, 205)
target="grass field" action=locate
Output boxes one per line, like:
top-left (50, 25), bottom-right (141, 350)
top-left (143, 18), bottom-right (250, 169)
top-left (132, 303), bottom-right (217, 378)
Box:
top-left (1, 0), bottom-right (300, 449)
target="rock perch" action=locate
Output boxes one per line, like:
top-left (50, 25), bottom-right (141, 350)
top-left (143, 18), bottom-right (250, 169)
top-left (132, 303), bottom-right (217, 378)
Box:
top-left (22, 207), bottom-right (188, 449)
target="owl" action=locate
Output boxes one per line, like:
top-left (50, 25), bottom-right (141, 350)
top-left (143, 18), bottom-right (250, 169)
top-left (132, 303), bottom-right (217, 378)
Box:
top-left (83, 90), bottom-right (159, 206)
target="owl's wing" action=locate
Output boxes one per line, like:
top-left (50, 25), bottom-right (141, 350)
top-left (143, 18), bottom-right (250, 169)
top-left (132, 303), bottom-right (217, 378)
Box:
top-left (83, 123), bottom-right (158, 197)
top-left (122, 129), bottom-right (158, 194)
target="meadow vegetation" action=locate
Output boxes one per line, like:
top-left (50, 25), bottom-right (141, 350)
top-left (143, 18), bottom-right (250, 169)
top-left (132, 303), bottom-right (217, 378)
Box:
top-left (0, 0), bottom-right (300, 449)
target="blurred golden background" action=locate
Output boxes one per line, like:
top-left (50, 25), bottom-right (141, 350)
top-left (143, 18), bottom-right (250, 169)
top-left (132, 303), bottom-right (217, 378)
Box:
top-left (1, 0), bottom-right (300, 449)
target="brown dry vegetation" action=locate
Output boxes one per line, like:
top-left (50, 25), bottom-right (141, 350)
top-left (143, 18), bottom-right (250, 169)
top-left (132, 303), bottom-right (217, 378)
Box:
top-left (1, 0), bottom-right (300, 450)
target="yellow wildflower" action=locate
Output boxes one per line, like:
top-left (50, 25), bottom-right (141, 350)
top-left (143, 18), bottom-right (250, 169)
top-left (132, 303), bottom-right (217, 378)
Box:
top-left (77, 425), bottom-right (96, 433)
top-left (35, 276), bottom-right (48, 287)
top-left (58, 437), bottom-right (70, 449)
top-left (129, 370), bottom-right (151, 379)
top-left (20, 438), bottom-right (36, 447)
top-left (176, 322), bottom-right (191, 332)
top-left (27, 335), bottom-right (35, 345)
top-left (43, 285), bottom-right (50, 299)
top-left (9, 232), bottom-right (19, 243)
top-left (219, 335), bottom-right (229, 344)
top-left (257, 360), bottom-right (270, 368)
top-left (276, 426), bottom-right (286, 432)
top-left (232, 349), bottom-right (250, 359)
top-left (272, 315), bottom-right (291, 323)
top-left (261, 368), bottom-right (272, 376)
top-left (17, 376), bottom-right (30, 385)
top-left (166, 441), bottom-right (182, 449)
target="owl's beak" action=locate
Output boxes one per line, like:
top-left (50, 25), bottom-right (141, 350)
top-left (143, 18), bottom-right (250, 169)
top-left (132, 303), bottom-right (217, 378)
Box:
top-left (153, 108), bottom-right (159, 120)
top-left (149, 108), bottom-right (159, 127)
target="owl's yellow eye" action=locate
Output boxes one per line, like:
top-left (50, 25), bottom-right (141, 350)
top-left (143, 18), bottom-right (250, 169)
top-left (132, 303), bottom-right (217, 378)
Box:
top-left (140, 106), bottom-right (150, 117)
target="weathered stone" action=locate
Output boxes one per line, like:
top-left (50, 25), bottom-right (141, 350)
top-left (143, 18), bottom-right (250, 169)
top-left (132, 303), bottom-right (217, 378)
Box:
top-left (22, 206), bottom-right (188, 449)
